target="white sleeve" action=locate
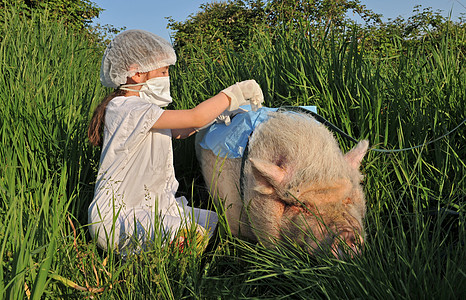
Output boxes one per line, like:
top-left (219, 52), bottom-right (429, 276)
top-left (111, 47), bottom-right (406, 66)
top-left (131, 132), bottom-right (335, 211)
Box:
top-left (124, 103), bottom-right (164, 149)
top-left (104, 99), bottom-right (164, 152)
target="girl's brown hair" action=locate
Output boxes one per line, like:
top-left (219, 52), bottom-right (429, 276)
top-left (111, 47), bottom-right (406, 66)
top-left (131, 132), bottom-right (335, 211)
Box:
top-left (88, 89), bottom-right (126, 146)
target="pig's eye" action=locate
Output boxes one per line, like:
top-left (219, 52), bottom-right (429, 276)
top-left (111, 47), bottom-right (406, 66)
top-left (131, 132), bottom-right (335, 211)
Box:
top-left (343, 198), bottom-right (353, 205)
top-left (301, 203), bottom-right (315, 213)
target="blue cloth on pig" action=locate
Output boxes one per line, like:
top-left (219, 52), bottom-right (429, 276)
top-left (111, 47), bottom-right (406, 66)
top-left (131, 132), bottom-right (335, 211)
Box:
top-left (199, 105), bottom-right (317, 158)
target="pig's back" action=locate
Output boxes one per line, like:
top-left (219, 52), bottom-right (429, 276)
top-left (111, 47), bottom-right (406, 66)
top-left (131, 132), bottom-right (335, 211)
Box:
top-left (248, 112), bottom-right (352, 187)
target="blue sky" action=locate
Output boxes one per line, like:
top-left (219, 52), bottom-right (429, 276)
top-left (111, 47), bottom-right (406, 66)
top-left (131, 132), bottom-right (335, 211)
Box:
top-left (91, 0), bottom-right (465, 42)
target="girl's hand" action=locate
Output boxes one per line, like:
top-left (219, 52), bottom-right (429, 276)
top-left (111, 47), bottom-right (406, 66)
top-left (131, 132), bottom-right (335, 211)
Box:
top-left (221, 80), bottom-right (264, 111)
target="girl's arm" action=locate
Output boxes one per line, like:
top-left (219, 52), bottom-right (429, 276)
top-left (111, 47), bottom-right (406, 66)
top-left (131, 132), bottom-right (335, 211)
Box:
top-left (171, 128), bottom-right (196, 139)
top-left (152, 92), bottom-right (230, 130)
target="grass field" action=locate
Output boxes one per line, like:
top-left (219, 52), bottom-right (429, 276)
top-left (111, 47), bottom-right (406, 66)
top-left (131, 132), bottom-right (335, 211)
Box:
top-left (1, 7), bottom-right (465, 299)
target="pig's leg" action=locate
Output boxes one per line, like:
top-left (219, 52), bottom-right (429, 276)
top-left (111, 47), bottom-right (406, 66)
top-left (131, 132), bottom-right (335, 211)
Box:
top-left (197, 148), bottom-right (254, 238)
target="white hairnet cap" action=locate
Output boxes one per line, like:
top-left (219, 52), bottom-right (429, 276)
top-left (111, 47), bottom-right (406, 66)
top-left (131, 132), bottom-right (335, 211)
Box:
top-left (100, 29), bottom-right (177, 88)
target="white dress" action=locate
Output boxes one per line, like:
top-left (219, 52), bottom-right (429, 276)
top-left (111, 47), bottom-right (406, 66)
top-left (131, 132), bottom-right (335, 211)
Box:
top-left (88, 95), bottom-right (218, 252)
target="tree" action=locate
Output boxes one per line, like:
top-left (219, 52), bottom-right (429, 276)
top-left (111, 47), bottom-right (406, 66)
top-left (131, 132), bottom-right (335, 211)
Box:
top-left (360, 5), bottom-right (466, 57)
top-left (1, 0), bottom-right (102, 32)
top-left (169, 0), bottom-right (464, 60)
top-left (168, 0), bottom-right (383, 54)
top-left (168, 0), bottom-right (267, 53)
top-left (1, 0), bottom-right (126, 45)
top-left (266, 0), bottom-right (381, 29)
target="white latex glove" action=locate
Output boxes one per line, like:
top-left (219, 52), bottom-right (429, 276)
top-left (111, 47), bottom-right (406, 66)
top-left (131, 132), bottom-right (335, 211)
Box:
top-left (221, 79), bottom-right (264, 111)
top-left (195, 107), bottom-right (248, 132)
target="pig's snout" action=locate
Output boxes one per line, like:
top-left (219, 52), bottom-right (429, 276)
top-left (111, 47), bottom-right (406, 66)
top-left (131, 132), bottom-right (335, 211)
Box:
top-left (330, 230), bottom-right (364, 259)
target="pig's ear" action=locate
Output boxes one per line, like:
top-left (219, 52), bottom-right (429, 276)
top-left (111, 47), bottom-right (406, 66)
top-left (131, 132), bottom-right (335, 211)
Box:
top-left (249, 158), bottom-right (286, 195)
top-left (344, 140), bottom-right (369, 169)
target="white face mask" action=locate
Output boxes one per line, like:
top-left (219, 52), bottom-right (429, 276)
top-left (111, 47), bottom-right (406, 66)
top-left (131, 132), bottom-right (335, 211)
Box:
top-left (120, 76), bottom-right (172, 107)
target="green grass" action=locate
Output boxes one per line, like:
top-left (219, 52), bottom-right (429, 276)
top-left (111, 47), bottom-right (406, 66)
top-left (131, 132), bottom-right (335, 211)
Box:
top-left (1, 6), bottom-right (465, 299)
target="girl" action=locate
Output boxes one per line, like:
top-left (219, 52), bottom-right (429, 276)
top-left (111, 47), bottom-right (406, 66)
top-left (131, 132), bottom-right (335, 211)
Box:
top-left (87, 29), bottom-right (263, 253)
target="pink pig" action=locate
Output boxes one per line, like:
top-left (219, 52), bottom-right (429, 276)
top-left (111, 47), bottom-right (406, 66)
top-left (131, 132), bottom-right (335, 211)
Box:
top-left (197, 111), bottom-right (369, 257)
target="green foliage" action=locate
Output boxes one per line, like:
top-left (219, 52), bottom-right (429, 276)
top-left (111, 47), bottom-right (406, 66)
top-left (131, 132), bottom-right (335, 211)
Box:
top-left (361, 5), bottom-right (466, 56)
top-left (168, 0), bottom-right (267, 53)
top-left (0, 7), bottom-right (106, 297)
top-left (0, 0), bottom-right (102, 32)
top-left (168, 0), bottom-right (382, 55)
top-left (0, 0), bottom-right (125, 46)
top-left (169, 0), bottom-right (464, 61)
top-left (1, 2), bottom-right (465, 299)
top-left (266, 0), bottom-right (381, 28)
